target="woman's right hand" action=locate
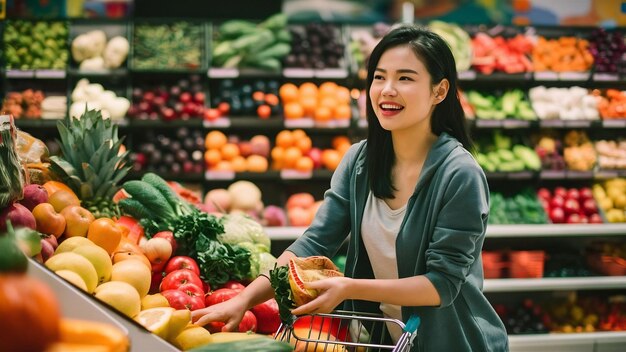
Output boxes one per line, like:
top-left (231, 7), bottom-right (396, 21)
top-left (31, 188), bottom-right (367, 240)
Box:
top-left (191, 295), bottom-right (248, 331)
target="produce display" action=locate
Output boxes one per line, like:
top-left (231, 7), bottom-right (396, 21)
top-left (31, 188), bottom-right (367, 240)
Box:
top-left (595, 139), bottom-right (626, 170)
top-left (271, 129), bottom-right (349, 172)
top-left (474, 131), bottom-right (541, 172)
top-left (537, 186), bottom-right (603, 224)
top-left (70, 79), bottom-right (130, 121)
top-left (593, 178), bottom-right (626, 222)
top-left (528, 86), bottom-right (598, 120)
top-left (466, 89), bottom-right (535, 120)
top-left (563, 130), bottom-right (596, 171)
top-left (3, 20), bottom-right (68, 70)
top-left (204, 131), bottom-right (270, 173)
top-left (533, 133), bottom-right (566, 171)
top-left (212, 14), bottom-right (291, 71)
top-left (1, 89), bottom-right (46, 119)
top-left (471, 32), bottom-right (533, 74)
top-left (71, 29), bottom-right (129, 70)
top-left (132, 128), bottom-right (205, 175)
top-left (586, 241), bottom-right (626, 276)
top-left (208, 79), bottom-right (281, 119)
top-left (489, 189), bottom-right (548, 224)
top-left (587, 28), bottom-right (626, 74)
top-left (278, 82), bottom-right (352, 122)
top-left (128, 76), bottom-right (206, 121)
top-left (132, 21), bottom-right (204, 70)
top-left (284, 23), bottom-right (344, 70)
top-left (532, 36), bottom-right (594, 72)
top-left (595, 89), bottom-right (626, 119)
top-left (350, 23), bottom-right (391, 79)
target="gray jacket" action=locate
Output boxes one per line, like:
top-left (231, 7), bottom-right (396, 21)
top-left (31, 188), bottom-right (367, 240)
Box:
top-left (287, 132), bottom-right (509, 351)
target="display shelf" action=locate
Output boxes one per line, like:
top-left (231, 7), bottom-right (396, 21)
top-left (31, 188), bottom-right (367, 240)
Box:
top-left (27, 258), bottom-right (178, 352)
top-left (14, 118), bottom-right (130, 129)
top-left (205, 169), bottom-right (335, 182)
top-left (508, 331), bottom-right (626, 352)
top-left (4, 69), bottom-right (66, 79)
top-left (67, 68), bottom-right (129, 78)
top-left (265, 224), bottom-right (626, 241)
top-left (484, 276), bottom-right (626, 292)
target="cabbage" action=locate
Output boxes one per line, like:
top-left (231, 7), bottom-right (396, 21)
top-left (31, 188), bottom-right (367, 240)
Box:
top-left (259, 252), bottom-right (277, 276)
top-left (219, 213), bottom-right (271, 249)
top-left (238, 242), bottom-right (261, 279)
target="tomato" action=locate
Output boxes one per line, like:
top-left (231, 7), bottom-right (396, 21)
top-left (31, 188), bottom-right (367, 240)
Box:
top-left (207, 310), bottom-right (257, 333)
top-left (164, 256), bottom-right (200, 276)
top-left (257, 105), bottom-right (271, 119)
top-left (217, 102), bottom-right (230, 116)
top-left (161, 289), bottom-right (192, 310)
top-left (251, 298), bottom-right (280, 334)
top-left (204, 108), bottom-right (221, 121)
top-left (220, 280), bottom-right (245, 291)
top-left (205, 288), bottom-right (240, 307)
top-left (178, 283), bottom-right (204, 298)
top-left (115, 216), bottom-right (144, 245)
top-left (188, 295), bottom-right (205, 311)
top-left (0, 274), bottom-right (61, 351)
top-left (153, 231), bottom-right (178, 254)
top-left (161, 269), bottom-right (203, 292)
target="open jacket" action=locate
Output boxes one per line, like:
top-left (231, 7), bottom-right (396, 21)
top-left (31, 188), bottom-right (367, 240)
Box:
top-left (287, 132), bottom-right (509, 351)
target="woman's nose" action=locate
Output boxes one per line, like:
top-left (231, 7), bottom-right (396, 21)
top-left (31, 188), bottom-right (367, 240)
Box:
top-left (381, 82), bottom-right (397, 96)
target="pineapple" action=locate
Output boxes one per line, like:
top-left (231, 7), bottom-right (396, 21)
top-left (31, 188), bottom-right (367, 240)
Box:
top-left (49, 108), bottom-right (130, 218)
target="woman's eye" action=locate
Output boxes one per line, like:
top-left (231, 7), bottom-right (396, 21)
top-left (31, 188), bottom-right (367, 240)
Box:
top-left (373, 75), bottom-right (385, 80)
top-left (399, 76), bottom-right (413, 81)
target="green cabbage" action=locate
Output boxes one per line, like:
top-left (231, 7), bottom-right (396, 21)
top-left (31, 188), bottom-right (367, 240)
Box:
top-left (219, 213), bottom-right (271, 249)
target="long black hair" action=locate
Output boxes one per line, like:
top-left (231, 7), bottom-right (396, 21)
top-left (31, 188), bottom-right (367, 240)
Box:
top-left (366, 24), bottom-right (473, 199)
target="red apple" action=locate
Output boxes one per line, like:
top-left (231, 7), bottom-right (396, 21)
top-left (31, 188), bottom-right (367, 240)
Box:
top-left (566, 188), bottom-right (580, 202)
top-left (579, 187), bottom-right (593, 201)
top-left (537, 188), bottom-right (551, 200)
top-left (554, 187), bottom-right (567, 198)
top-left (589, 213), bottom-right (603, 224)
top-left (179, 92), bottom-right (192, 104)
top-left (193, 92), bottom-right (205, 104)
top-left (566, 213), bottom-right (581, 224)
top-left (582, 199), bottom-right (597, 216)
top-left (563, 199), bottom-right (580, 216)
top-left (307, 147), bottom-right (323, 169)
top-left (204, 108), bottom-right (220, 121)
top-left (550, 195), bottom-right (565, 209)
top-left (550, 207), bottom-right (565, 224)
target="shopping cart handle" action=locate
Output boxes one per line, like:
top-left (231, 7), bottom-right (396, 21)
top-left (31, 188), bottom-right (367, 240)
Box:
top-left (404, 315), bottom-right (421, 333)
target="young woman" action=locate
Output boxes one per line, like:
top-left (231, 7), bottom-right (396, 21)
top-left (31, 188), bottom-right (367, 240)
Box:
top-left (192, 24), bottom-right (509, 351)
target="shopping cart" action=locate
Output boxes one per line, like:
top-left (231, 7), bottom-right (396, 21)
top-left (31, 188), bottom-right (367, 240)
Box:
top-left (274, 310), bottom-right (420, 352)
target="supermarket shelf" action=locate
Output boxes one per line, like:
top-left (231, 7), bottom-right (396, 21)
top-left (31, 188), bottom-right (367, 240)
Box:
top-left (205, 169), bottom-right (334, 182)
top-left (508, 331), bottom-right (626, 352)
top-left (484, 276), bottom-right (626, 292)
top-left (487, 224), bottom-right (626, 238)
top-left (266, 224), bottom-right (626, 241)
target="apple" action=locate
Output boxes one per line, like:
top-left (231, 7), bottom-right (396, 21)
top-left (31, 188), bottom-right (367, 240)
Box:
top-left (537, 188), bottom-right (551, 201)
top-left (579, 187), bottom-right (593, 201)
top-left (143, 91), bottom-right (155, 104)
top-left (550, 207), bottom-right (565, 224)
top-left (238, 141), bottom-right (253, 158)
top-left (251, 299), bottom-right (280, 334)
top-left (566, 188), bottom-right (580, 202)
top-left (0, 203), bottom-right (36, 231)
top-left (32, 203), bottom-right (66, 238)
top-left (161, 107), bottom-right (176, 121)
top-left (60, 205), bottom-right (95, 238)
top-left (579, 215), bottom-right (589, 224)
top-left (567, 213), bottom-right (581, 224)
top-left (563, 199), bottom-right (580, 216)
top-left (193, 92), bottom-right (205, 104)
top-left (550, 195), bottom-right (565, 209)
top-left (250, 135), bottom-right (270, 158)
top-left (153, 231), bottom-right (178, 254)
top-left (554, 187), bottom-right (567, 198)
top-left (19, 184), bottom-right (49, 211)
top-left (179, 92), bottom-right (192, 104)
top-left (589, 213), bottom-right (603, 224)
top-left (203, 108), bottom-right (220, 121)
top-left (307, 147), bottom-right (323, 169)
top-left (582, 199), bottom-right (598, 216)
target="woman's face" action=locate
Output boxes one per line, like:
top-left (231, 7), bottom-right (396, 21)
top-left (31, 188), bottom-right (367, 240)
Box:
top-left (369, 45), bottom-right (440, 133)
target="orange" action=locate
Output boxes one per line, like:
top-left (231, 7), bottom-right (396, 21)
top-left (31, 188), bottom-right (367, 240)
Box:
top-left (252, 91), bottom-right (265, 102)
top-left (48, 190), bottom-right (81, 213)
top-left (295, 136), bottom-right (312, 154)
top-left (284, 102), bottom-right (304, 120)
top-left (283, 147), bottom-right (302, 169)
top-left (332, 136), bottom-right (352, 150)
top-left (299, 82), bottom-right (318, 98)
top-left (335, 86), bottom-right (352, 104)
top-left (231, 156), bottom-right (247, 172)
top-left (322, 149), bottom-right (342, 171)
top-left (319, 96), bottom-right (337, 110)
top-left (204, 149), bottom-right (221, 167)
top-left (279, 83), bottom-right (299, 103)
top-left (42, 181), bottom-right (74, 197)
top-left (318, 82), bottom-right (338, 97)
top-left (87, 218), bottom-right (123, 255)
top-left (112, 251), bottom-right (152, 272)
top-left (246, 155), bottom-right (269, 173)
top-left (291, 129), bottom-right (308, 140)
top-left (264, 93), bottom-right (279, 106)
top-left (213, 160), bottom-right (232, 171)
top-left (334, 104), bottom-right (352, 120)
top-left (271, 146), bottom-right (285, 169)
top-left (113, 236), bottom-right (143, 256)
top-left (295, 156), bottom-right (314, 172)
top-left (205, 131), bottom-right (228, 150)
top-left (220, 143), bottom-right (240, 161)
top-left (299, 96), bottom-right (318, 117)
top-left (314, 106), bottom-right (332, 122)
top-left (275, 130), bottom-right (294, 148)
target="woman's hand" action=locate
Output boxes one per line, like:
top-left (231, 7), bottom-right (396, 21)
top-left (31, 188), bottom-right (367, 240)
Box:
top-left (191, 295), bottom-right (248, 331)
top-left (291, 276), bottom-right (352, 316)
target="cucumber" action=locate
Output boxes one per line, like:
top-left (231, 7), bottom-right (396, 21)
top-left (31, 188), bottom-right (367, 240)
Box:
top-left (259, 13), bottom-right (288, 32)
top-left (218, 20), bottom-right (258, 40)
top-left (118, 198), bottom-right (152, 220)
top-left (122, 180), bottom-right (174, 219)
top-left (255, 43), bottom-right (291, 61)
top-left (141, 173), bottom-right (186, 214)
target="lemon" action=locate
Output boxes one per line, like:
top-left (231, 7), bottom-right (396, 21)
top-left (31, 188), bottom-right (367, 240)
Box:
top-left (135, 307), bottom-right (174, 339)
top-left (46, 252), bottom-right (98, 293)
top-left (55, 236), bottom-right (95, 254)
top-left (167, 310), bottom-right (192, 343)
top-left (94, 281), bottom-right (141, 318)
top-left (111, 259), bottom-right (151, 298)
top-left (174, 327), bottom-right (213, 351)
top-left (55, 270), bottom-right (88, 291)
top-left (141, 293), bottom-right (170, 310)
top-left (72, 245), bottom-right (113, 285)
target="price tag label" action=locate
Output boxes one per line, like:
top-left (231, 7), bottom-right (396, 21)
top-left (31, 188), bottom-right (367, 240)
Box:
top-left (280, 169), bottom-right (312, 179)
top-left (458, 70), bottom-right (476, 80)
top-left (284, 118), bottom-right (315, 129)
top-left (567, 171), bottom-right (594, 179)
top-left (205, 170), bottom-right (235, 180)
top-left (507, 171), bottom-right (534, 179)
top-left (283, 68), bottom-right (315, 78)
top-left (315, 68), bottom-right (348, 79)
top-left (35, 70), bottom-right (66, 79)
top-left (564, 120), bottom-right (591, 128)
top-left (594, 170), bottom-right (619, 179)
top-left (6, 69), bottom-right (35, 78)
top-left (208, 68), bottom-right (239, 78)
top-left (559, 71), bottom-right (590, 81)
top-left (540, 170), bottom-right (566, 179)
top-left (602, 120), bottom-right (626, 128)
top-left (534, 71), bottom-right (558, 80)
top-left (203, 118), bottom-right (231, 128)
top-left (593, 73), bottom-right (619, 82)
top-left (539, 119), bottom-right (565, 128)
top-left (476, 119), bottom-right (502, 128)
top-left (503, 120), bottom-right (531, 129)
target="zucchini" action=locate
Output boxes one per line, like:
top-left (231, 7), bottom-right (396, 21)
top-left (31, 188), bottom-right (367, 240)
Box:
top-left (275, 29), bottom-right (292, 43)
top-left (259, 13), bottom-right (287, 32)
top-left (141, 173), bottom-right (186, 214)
top-left (122, 180), bottom-right (174, 219)
top-left (231, 32), bottom-right (265, 51)
top-left (118, 198), bottom-right (151, 220)
top-left (190, 336), bottom-right (292, 352)
top-left (255, 43), bottom-right (291, 61)
top-left (249, 58), bottom-right (281, 71)
top-left (248, 29), bottom-right (275, 53)
top-left (218, 20), bottom-right (258, 40)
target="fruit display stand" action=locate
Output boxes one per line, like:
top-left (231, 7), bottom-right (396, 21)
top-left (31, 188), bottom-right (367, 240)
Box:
top-left (27, 257), bottom-right (178, 351)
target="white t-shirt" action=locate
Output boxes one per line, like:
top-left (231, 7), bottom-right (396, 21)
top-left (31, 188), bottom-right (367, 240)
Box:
top-left (361, 191), bottom-right (406, 343)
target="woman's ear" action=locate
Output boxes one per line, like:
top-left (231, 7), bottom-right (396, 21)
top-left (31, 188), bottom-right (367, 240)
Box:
top-left (434, 79), bottom-right (450, 104)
